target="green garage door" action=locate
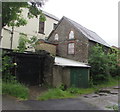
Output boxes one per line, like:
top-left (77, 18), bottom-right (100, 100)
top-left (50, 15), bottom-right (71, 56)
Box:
top-left (70, 67), bottom-right (89, 88)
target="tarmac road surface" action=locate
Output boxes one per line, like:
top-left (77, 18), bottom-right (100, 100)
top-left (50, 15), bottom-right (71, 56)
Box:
top-left (2, 95), bottom-right (100, 110)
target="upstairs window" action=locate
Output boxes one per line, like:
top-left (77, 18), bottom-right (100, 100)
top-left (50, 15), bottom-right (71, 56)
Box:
top-left (39, 21), bottom-right (45, 34)
top-left (68, 43), bottom-right (75, 54)
top-left (54, 34), bottom-right (59, 41)
top-left (69, 31), bottom-right (74, 39)
top-left (53, 23), bottom-right (57, 30)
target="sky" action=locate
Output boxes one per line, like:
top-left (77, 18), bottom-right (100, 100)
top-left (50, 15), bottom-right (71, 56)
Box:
top-left (42, 0), bottom-right (119, 47)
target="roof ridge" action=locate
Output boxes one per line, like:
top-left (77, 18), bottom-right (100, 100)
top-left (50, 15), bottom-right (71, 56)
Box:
top-left (42, 10), bottom-right (60, 21)
top-left (63, 16), bottom-right (110, 47)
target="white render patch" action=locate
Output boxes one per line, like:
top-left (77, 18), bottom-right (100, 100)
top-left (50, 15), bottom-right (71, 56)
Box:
top-left (54, 57), bottom-right (90, 67)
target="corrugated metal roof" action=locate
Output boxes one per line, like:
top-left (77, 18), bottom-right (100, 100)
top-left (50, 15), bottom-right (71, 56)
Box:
top-left (64, 16), bottom-right (110, 47)
top-left (55, 57), bottom-right (90, 67)
top-left (43, 11), bottom-right (60, 21)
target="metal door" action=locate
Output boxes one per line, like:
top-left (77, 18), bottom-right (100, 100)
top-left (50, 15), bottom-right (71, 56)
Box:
top-left (70, 68), bottom-right (89, 88)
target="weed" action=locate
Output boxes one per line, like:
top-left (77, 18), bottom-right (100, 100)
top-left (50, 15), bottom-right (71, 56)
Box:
top-left (67, 87), bottom-right (99, 95)
top-left (105, 105), bottom-right (118, 112)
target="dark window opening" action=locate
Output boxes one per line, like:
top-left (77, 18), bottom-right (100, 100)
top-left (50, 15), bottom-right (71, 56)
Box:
top-left (53, 23), bottom-right (57, 30)
top-left (39, 21), bottom-right (45, 34)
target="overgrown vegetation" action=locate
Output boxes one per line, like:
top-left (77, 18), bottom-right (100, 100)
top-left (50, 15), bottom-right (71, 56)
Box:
top-left (37, 88), bottom-right (75, 101)
top-left (106, 105), bottom-right (118, 112)
top-left (89, 44), bottom-right (119, 85)
top-left (38, 77), bottom-right (119, 101)
top-left (2, 53), bottom-right (14, 82)
top-left (2, 53), bottom-right (29, 99)
top-left (16, 33), bottom-right (38, 52)
top-left (2, 81), bottom-right (29, 100)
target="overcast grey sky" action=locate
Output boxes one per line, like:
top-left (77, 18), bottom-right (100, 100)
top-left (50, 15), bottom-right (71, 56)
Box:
top-left (42, 0), bottom-right (118, 47)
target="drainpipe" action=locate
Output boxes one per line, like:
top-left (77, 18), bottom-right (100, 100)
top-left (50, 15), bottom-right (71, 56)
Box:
top-left (0, 29), bottom-right (3, 46)
top-left (10, 26), bottom-right (14, 49)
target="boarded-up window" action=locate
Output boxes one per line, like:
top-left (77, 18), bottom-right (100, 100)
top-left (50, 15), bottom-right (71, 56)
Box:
top-left (39, 21), bottom-right (44, 34)
top-left (54, 34), bottom-right (59, 41)
top-left (69, 31), bottom-right (74, 39)
top-left (68, 43), bottom-right (75, 54)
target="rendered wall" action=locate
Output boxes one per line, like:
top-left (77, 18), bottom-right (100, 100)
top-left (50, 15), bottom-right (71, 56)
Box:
top-left (1, 8), bottom-right (58, 50)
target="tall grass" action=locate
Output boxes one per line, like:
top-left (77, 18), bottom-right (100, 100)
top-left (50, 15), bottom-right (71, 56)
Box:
top-left (37, 88), bottom-right (75, 101)
top-left (0, 79), bottom-right (2, 95)
top-left (38, 77), bottom-right (119, 101)
top-left (2, 82), bottom-right (29, 99)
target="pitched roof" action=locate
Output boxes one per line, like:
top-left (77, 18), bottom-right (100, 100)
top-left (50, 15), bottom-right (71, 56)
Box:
top-left (43, 11), bottom-right (59, 21)
top-left (63, 16), bottom-right (110, 47)
top-left (55, 56), bottom-right (90, 67)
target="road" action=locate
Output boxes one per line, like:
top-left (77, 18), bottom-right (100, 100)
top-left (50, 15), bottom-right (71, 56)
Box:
top-left (2, 86), bottom-right (119, 111)
top-left (2, 95), bottom-right (100, 110)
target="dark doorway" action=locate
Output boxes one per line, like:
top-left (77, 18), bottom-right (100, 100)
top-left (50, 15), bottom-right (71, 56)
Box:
top-left (14, 53), bottom-right (44, 86)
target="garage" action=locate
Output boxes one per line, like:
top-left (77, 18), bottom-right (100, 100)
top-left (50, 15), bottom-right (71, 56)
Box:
top-left (53, 57), bottom-right (90, 88)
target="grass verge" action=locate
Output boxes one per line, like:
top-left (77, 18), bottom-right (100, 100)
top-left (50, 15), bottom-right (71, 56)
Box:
top-left (37, 88), bottom-right (75, 101)
top-left (38, 77), bottom-right (119, 101)
top-left (2, 82), bottom-right (29, 100)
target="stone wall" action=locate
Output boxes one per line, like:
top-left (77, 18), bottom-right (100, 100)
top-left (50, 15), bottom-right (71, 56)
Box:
top-left (48, 18), bottom-right (89, 63)
top-left (35, 43), bottom-right (56, 55)
top-left (35, 50), bottom-right (54, 86)
top-left (53, 66), bottom-right (70, 87)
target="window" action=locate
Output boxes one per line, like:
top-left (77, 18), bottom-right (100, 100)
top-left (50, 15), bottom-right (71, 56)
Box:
top-left (68, 43), bottom-right (75, 54)
top-left (39, 21), bottom-right (45, 34)
top-left (54, 34), bottom-right (59, 41)
top-left (53, 23), bottom-right (57, 30)
top-left (69, 31), bottom-right (74, 39)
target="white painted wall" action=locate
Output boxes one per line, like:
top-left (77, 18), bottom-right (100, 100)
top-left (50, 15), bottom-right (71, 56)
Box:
top-left (1, 8), bottom-right (59, 50)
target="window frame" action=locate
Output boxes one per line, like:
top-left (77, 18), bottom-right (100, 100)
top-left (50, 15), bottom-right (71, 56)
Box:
top-left (38, 21), bottom-right (45, 34)
top-left (67, 42), bottom-right (75, 55)
top-left (54, 33), bottom-right (59, 41)
top-left (68, 30), bottom-right (74, 40)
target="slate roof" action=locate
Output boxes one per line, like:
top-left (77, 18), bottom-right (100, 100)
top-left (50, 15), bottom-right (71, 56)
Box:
top-left (43, 11), bottom-right (60, 21)
top-left (63, 16), bottom-right (110, 47)
top-left (55, 56), bottom-right (90, 67)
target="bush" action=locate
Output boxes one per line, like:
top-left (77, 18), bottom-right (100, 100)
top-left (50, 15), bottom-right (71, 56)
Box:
top-left (89, 44), bottom-right (119, 85)
top-left (38, 88), bottom-right (74, 101)
top-left (2, 55), bottom-right (14, 82)
top-left (2, 52), bottom-right (29, 99)
top-left (2, 82), bottom-right (29, 99)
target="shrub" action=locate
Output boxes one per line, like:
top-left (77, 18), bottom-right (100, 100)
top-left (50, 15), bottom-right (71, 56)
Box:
top-left (2, 52), bottom-right (29, 99)
top-left (2, 55), bottom-right (14, 82)
top-left (89, 44), bottom-right (119, 85)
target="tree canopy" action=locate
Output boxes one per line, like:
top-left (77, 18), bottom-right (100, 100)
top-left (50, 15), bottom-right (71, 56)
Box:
top-left (2, 1), bottom-right (46, 28)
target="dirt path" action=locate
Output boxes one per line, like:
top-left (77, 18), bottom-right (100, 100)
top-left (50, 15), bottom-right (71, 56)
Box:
top-left (28, 86), bottom-right (48, 100)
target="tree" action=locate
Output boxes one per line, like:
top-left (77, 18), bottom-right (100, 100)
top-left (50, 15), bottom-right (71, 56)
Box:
top-left (2, 1), bottom-right (46, 28)
top-left (1, 1), bottom-right (47, 47)
top-left (88, 44), bottom-right (119, 85)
